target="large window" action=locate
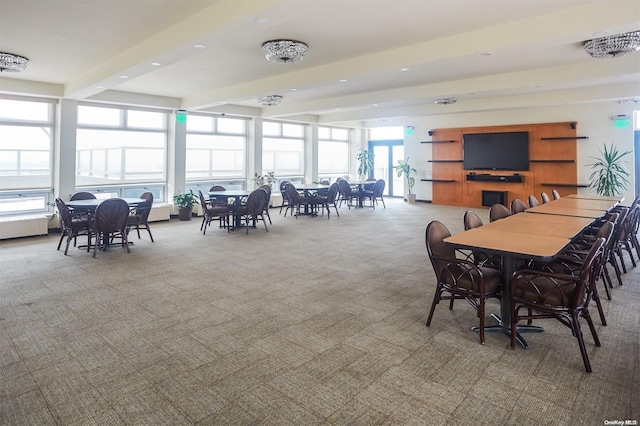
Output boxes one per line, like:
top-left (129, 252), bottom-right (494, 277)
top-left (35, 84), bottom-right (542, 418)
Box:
top-left (262, 121), bottom-right (305, 176)
top-left (318, 126), bottom-right (349, 177)
top-left (0, 97), bottom-right (55, 215)
top-left (76, 104), bottom-right (167, 187)
top-left (186, 114), bottom-right (246, 181)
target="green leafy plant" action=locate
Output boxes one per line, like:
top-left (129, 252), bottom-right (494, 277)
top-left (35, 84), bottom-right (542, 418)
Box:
top-left (47, 188), bottom-right (58, 221)
top-left (587, 143), bottom-right (631, 196)
top-left (393, 157), bottom-right (417, 195)
top-left (172, 189), bottom-right (198, 208)
top-left (252, 171), bottom-right (276, 187)
top-left (356, 149), bottom-right (374, 179)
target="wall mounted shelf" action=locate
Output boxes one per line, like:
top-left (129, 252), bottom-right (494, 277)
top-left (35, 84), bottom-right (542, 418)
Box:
top-left (421, 140), bottom-right (455, 144)
top-left (541, 183), bottom-right (588, 188)
top-left (540, 136), bottom-right (589, 140)
top-left (428, 160), bottom-right (463, 163)
top-left (421, 179), bottom-right (456, 182)
top-left (530, 159), bottom-right (575, 163)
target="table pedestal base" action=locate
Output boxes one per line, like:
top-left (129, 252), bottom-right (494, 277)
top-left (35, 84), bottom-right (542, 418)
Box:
top-left (471, 314), bottom-right (544, 349)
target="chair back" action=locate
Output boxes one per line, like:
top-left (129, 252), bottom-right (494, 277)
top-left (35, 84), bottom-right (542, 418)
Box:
top-left (552, 189), bottom-right (561, 200)
top-left (366, 177), bottom-right (376, 182)
top-left (338, 179), bottom-right (352, 196)
top-left (245, 188), bottom-right (267, 214)
top-left (55, 198), bottom-right (73, 231)
top-left (135, 192), bottom-right (153, 221)
top-left (489, 203), bottom-right (511, 222)
top-left (326, 182), bottom-right (339, 203)
top-left (510, 198), bottom-right (527, 214)
top-left (540, 192), bottom-right (551, 204)
top-left (463, 210), bottom-right (483, 230)
top-left (209, 185), bottom-right (226, 192)
top-left (528, 195), bottom-right (539, 208)
top-left (260, 184), bottom-right (272, 211)
top-left (373, 179), bottom-right (385, 196)
top-left (574, 238), bottom-right (605, 308)
top-left (70, 191), bottom-right (96, 201)
top-left (94, 199), bottom-right (130, 233)
top-left (425, 221), bottom-right (457, 279)
top-left (284, 183), bottom-right (300, 204)
top-left (198, 190), bottom-right (209, 210)
top-left (320, 180), bottom-right (330, 185)
top-left (280, 180), bottom-right (291, 198)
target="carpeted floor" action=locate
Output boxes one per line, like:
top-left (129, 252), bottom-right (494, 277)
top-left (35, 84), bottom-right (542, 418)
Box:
top-left (1, 198), bottom-right (638, 425)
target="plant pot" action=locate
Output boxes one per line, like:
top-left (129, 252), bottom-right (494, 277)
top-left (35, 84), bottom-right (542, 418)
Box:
top-left (406, 194), bottom-right (417, 204)
top-left (178, 206), bottom-right (193, 221)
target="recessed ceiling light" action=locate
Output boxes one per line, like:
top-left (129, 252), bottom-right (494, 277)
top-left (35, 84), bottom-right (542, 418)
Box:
top-left (400, 67), bottom-right (409, 71)
top-left (479, 52), bottom-right (493, 57)
top-left (372, 104), bottom-right (378, 107)
top-left (119, 75), bottom-right (129, 79)
top-left (96, 85), bottom-right (104, 89)
top-left (339, 79), bottom-right (347, 83)
top-left (193, 44), bottom-right (205, 49)
top-left (593, 30), bottom-right (610, 37)
top-left (290, 88), bottom-right (298, 91)
top-left (150, 62), bottom-right (161, 67)
top-left (255, 17), bottom-right (270, 24)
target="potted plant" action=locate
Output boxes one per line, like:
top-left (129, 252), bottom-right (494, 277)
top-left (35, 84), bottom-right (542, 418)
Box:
top-left (356, 149), bottom-right (374, 180)
top-left (252, 171), bottom-right (276, 188)
top-left (393, 157), bottom-right (417, 203)
top-left (588, 143), bottom-right (631, 196)
top-left (172, 189), bottom-right (197, 221)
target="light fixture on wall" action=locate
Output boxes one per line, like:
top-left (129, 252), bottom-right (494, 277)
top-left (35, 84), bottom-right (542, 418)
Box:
top-left (0, 52), bottom-right (29, 72)
top-left (258, 95), bottom-right (283, 106)
top-left (262, 40), bottom-right (308, 64)
top-left (584, 30), bottom-right (640, 58)
top-left (434, 97), bottom-right (457, 105)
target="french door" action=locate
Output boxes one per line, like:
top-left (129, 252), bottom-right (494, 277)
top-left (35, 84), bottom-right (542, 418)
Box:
top-left (369, 139), bottom-right (404, 197)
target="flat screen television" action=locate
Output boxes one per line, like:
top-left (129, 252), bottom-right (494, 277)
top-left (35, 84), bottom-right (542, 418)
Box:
top-left (463, 131), bottom-right (529, 171)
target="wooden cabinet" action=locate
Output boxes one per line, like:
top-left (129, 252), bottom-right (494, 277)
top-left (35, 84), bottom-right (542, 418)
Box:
top-left (428, 122), bottom-right (580, 208)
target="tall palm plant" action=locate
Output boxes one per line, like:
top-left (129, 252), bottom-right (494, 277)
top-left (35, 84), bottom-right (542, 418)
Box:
top-left (588, 143), bottom-right (631, 196)
top-left (356, 149), bottom-right (374, 180)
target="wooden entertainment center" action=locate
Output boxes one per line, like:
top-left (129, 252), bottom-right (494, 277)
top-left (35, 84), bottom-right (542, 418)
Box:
top-left (423, 122), bottom-right (586, 208)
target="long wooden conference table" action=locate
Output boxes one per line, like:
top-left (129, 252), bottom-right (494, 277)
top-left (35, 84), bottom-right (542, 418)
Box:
top-left (444, 193), bottom-right (622, 347)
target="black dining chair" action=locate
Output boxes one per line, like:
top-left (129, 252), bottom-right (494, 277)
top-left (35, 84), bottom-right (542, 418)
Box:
top-left (127, 192), bottom-right (154, 242)
top-left (509, 238), bottom-right (605, 372)
top-left (70, 191), bottom-right (96, 201)
top-left (55, 198), bottom-right (90, 255)
top-left (425, 220), bottom-right (502, 344)
top-left (89, 198), bottom-right (131, 258)
top-left (236, 188), bottom-right (269, 234)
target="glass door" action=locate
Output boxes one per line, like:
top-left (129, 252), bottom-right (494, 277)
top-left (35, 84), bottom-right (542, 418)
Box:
top-left (370, 140), bottom-right (404, 197)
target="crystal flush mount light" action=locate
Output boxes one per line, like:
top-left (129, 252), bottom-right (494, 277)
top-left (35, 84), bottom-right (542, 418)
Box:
top-left (258, 95), bottom-right (283, 107)
top-left (434, 97), bottom-right (457, 105)
top-left (262, 39), bottom-right (308, 64)
top-left (0, 52), bottom-right (29, 72)
top-left (584, 30), bottom-right (640, 58)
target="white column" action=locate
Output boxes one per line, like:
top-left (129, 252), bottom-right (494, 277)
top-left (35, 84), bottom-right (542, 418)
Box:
top-left (55, 99), bottom-right (77, 200)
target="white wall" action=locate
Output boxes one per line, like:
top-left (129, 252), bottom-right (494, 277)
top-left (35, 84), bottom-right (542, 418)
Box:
top-left (393, 101), bottom-right (638, 205)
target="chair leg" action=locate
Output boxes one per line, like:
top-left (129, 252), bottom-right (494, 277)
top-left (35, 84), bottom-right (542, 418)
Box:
top-left (609, 253), bottom-right (623, 286)
top-left (63, 235), bottom-right (73, 255)
top-left (57, 232), bottom-right (65, 251)
top-left (624, 241), bottom-right (636, 267)
top-left (590, 283), bottom-right (607, 326)
top-left (571, 313), bottom-right (592, 373)
top-left (478, 298), bottom-right (485, 344)
top-left (617, 246), bottom-right (627, 273)
top-left (601, 268), bottom-right (612, 300)
top-left (200, 216), bottom-right (206, 231)
top-left (425, 287), bottom-right (442, 327)
top-left (510, 305), bottom-right (518, 350)
top-left (146, 225), bottom-right (154, 242)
